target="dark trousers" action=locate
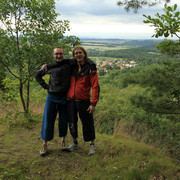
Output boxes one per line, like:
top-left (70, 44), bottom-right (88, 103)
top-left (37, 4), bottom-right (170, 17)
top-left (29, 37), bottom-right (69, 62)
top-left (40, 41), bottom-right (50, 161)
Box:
top-left (67, 100), bottom-right (95, 142)
top-left (41, 93), bottom-right (67, 141)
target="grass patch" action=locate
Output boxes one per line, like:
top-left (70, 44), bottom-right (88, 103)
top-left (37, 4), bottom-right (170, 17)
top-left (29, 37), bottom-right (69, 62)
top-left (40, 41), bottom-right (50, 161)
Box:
top-left (0, 119), bottom-right (179, 179)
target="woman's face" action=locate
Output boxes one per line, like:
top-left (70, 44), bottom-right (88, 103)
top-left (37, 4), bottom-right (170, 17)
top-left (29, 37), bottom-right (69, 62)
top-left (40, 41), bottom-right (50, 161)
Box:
top-left (74, 48), bottom-right (85, 63)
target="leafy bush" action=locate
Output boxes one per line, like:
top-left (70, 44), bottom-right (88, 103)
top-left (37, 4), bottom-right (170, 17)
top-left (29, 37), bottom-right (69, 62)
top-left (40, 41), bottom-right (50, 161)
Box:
top-left (95, 67), bottom-right (180, 159)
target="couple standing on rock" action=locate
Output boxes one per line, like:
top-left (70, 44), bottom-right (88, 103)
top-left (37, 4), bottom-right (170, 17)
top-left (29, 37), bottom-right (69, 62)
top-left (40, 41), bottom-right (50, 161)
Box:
top-left (35, 46), bottom-right (100, 156)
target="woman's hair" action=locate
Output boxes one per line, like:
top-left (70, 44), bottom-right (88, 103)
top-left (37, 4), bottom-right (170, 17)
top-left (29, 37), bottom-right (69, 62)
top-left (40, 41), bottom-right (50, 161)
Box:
top-left (72, 46), bottom-right (88, 62)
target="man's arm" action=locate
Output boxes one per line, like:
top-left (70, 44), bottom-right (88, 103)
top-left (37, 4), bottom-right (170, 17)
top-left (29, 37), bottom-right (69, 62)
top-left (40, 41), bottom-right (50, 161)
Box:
top-left (40, 60), bottom-right (70, 71)
top-left (46, 62), bottom-right (58, 69)
top-left (34, 70), bottom-right (49, 90)
top-left (40, 62), bottom-right (57, 71)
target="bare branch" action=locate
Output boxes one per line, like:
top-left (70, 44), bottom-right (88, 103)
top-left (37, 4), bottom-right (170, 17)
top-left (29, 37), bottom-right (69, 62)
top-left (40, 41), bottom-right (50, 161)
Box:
top-left (0, 59), bottom-right (20, 79)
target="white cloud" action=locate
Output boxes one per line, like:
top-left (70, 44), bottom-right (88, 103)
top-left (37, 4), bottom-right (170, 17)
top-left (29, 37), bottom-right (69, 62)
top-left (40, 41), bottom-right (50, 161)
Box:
top-left (56, 0), bottom-right (180, 39)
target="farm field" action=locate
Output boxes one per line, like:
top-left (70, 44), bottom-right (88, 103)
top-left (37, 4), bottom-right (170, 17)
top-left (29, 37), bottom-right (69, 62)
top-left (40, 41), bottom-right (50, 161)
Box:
top-left (80, 39), bottom-right (160, 51)
top-left (79, 39), bottom-right (165, 67)
top-left (81, 39), bottom-right (134, 51)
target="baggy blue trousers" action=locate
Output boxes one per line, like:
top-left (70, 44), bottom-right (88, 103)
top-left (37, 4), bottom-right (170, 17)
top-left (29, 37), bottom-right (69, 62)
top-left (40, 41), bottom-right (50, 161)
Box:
top-left (41, 93), bottom-right (67, 141)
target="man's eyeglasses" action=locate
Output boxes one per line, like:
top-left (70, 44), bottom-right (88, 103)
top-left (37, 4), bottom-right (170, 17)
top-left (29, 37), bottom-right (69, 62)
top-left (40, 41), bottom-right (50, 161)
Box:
top-left (55, 53), bottom-right (64, 55)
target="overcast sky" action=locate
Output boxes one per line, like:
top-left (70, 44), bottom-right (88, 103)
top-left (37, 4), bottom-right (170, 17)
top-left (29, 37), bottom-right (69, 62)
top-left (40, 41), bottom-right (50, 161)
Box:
top-left (56, 0), bottom-right (179, 39)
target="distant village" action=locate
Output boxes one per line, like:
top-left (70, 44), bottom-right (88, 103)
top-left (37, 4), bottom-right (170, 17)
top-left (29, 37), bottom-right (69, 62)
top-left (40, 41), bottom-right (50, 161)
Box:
top-left (96, 59), bottom-right (137, 75)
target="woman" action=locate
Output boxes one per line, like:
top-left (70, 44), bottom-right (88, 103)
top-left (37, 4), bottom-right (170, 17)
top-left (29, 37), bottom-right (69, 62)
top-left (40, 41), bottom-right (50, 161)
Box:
top-left (66, 46), bottom-right (100, 155)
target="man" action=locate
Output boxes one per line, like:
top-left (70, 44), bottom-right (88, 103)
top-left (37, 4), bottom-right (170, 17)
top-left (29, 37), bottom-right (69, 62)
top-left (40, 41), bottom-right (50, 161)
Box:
top-left (35, 47), bottom-right (70, 156)
top-left (66, 46), bottom-right (100, 155)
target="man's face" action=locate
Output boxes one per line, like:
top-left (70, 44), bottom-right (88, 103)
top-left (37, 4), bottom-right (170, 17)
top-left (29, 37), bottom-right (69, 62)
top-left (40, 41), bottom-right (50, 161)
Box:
top-left (74, 48), bottom-right (85, 63)
top-left (53, 48), bottom-right (64, 62)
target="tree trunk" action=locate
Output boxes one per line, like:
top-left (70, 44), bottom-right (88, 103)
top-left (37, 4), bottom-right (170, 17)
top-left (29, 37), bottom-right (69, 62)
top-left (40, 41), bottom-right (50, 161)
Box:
top-left (19, 79), bottom-right (28, 115)
top-left (26, 78), bottom-right (30, 115)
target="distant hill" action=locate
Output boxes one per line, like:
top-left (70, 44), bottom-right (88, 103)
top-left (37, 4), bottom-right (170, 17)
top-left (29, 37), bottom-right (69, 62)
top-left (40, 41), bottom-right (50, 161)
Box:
top-left (80, 38), bottom-right (162, 48)
top-left (120, 39), bottom-right (162, 47)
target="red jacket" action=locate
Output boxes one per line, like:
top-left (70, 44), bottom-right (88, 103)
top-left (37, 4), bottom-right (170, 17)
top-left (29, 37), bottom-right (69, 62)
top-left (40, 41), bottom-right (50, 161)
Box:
top-left (67, 61), bottom-right (100, 106)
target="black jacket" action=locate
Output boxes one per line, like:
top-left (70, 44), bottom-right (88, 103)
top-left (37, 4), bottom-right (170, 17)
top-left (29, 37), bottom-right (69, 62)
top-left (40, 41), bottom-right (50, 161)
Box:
top-left (35, 60), bottom-right (71, 95)
top-left (46, 58), bottom-right (97, 72)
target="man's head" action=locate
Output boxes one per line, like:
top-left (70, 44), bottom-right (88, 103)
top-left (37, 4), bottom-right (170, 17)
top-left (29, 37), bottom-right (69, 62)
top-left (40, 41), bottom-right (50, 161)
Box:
top-left (72, 46), bottom-right (88, 64)
top-left (53, 47), bottom-right (64, 62)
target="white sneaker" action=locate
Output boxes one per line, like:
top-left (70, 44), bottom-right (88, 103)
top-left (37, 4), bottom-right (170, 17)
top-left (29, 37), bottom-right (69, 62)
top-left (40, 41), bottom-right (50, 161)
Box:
top-left (88, 144), bottom-right (96, 156)
top-left (67, 142), bottom-right (78, 151)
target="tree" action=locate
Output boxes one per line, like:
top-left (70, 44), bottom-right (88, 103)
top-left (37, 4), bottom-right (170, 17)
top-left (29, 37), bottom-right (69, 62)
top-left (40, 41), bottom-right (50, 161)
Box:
top-left (117, 0), bottom-right (171, 13)
top-left (143, 3), bottom-right (180, 56)
top-left (0, 56), bottom-right (6, 90)
top-left (126, 62), bottom-right (180, 114)
top-left (127, 3), bottom-right (180, 115)
top-left (156, 39), bottom-right (180, 57)
top-left (0, 0), bottom-right (80, 115)
top-left (143, 3), bottom-right (180, 39)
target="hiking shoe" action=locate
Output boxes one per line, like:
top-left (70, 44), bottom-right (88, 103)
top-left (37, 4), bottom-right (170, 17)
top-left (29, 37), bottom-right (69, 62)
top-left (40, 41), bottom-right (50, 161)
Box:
top-left (39, 144), bottom-right (47, 156)
top-left (66, 142), bottom-right (78, 151)
top-left (88, 144), bottom-right (96, 156)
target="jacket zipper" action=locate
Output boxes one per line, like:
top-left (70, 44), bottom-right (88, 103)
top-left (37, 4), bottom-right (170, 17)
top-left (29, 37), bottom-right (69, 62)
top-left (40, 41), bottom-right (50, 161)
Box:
top-left (73, 77), bottom-right (77, 99)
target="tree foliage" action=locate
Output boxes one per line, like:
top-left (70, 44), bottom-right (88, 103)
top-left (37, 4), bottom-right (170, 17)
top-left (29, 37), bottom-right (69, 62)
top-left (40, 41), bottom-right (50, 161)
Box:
top-left (127, 3), bottom-right (180, 115)
top-left (117, 0), bottom-right (171, 13)
top-left (157, 39), bottom-right (180, 56)
top-left (122, 62), bottom-right (180, 115)
top-left (143, 3), bottom-right (180, 58)
top-left (95, 3), bottom-right (180, 158)
top-left (96, 73), bottom-right (179, 158)
top-left (0, 0), bottom-right (80, 115)
top-left (143, 3), bottom-right (180, 39)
